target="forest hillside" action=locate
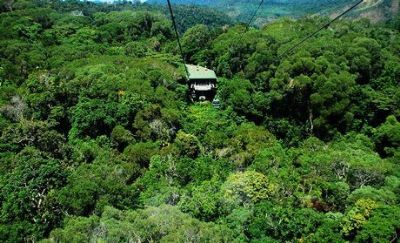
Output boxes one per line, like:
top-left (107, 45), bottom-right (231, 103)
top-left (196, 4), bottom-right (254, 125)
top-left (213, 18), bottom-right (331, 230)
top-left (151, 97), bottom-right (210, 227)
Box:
top-left (148, 0), bottom-right (398, 24)
top-left (0, 0), bottom-right (399, 242)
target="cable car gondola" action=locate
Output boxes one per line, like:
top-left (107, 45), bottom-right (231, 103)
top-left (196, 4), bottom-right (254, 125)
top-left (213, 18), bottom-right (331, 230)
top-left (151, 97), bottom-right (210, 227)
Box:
top-left (166, 0), bottom-right (266, 102)
top-left (166, 0), bottom-right (219, 102)
top-left (186, 64), bottom-right (217, 101)
top-left (167, 0), bottom-right (364, 102)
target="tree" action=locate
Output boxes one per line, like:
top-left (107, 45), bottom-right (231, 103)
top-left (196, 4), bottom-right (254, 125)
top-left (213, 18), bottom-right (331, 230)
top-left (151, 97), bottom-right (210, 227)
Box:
top-left (181, 24), bottom-right (211, 63)
top-left (373, 115), bottom-right (400, 157)
top-left (355, 205), bottom-right (400, 242)
top-left (178, 178), bottom-right (222, 220)
top-left (341, 199), bottom-right (378, 239)
top-left (111, 125), bottom-right (134, 151)
top-left (56, 149), bottom-right (139, 216)
top-left (0, 147), bottom-right (67, 241)
top-left (123, 142), bottom-right (159, 167)
top-left (221, 171), bottom-right (276, 211)
top-left (174, 131), bottom-right (202, 159)
top-left (248, 201), bottom-right (324, 242)
top-left (0, 119), bottom-right (67, 157)
top-left (69, 95), bottom-right (140, 140)
top-left (46, 205), bottom-right (234, 242)
top-left (0, 0), bottom-right (14, 12)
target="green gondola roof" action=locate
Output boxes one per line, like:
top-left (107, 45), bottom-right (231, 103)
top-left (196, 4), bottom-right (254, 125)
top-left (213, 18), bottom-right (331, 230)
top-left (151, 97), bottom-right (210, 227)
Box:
top-left (186, 64), bottom-right (217, 80)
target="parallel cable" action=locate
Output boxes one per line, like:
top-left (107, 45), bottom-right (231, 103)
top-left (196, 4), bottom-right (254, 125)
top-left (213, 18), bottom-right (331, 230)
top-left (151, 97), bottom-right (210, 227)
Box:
top-left (235, 0), bottom-right (265, 54)
top-left (166, 0), bottom-right (189, 77)
top-left (246, 0), bottom-right (265, 27)
top-left (279, 0), bottom-right (364, 59)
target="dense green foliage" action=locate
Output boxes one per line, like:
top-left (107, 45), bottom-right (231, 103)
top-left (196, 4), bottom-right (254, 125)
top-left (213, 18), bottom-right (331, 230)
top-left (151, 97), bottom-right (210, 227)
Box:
top-left (0, 0), bottom-right (399, 242)
top-left (149, 0), bottom-right (398, 24)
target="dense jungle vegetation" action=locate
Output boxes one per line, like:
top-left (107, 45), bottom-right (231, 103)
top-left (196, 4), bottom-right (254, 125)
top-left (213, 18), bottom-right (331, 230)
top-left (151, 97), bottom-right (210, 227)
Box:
top-left (0, 0), bottom-right (399, 242)
top-left (148, 0), bottom-right (398, 24)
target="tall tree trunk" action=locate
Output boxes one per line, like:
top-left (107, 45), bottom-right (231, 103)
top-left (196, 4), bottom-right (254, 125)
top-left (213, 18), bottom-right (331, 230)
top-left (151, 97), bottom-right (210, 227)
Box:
top-left (308, 104), bottom-right (314, 135)
top-left (4, 0), bottom-right (14, 12)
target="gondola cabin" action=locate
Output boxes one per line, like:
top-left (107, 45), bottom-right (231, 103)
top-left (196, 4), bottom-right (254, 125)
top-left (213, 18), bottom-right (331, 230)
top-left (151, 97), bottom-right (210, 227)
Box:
top-left (186, 64), bottom-right (217, 101)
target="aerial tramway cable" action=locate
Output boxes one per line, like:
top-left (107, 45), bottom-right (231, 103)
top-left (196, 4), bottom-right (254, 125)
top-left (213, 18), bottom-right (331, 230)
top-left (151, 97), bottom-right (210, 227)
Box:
top-left (246, 0), bottom-right (265, 27)
top-left (279, 0), bottom-right (364, 58)
top-left (167, 0), bottom-right (264, 71)
top-left (166, 0), bottom-right (189, 77)
top-left (166, 0), bottom-right (218, 102)
top-left (234, 0), bottom-right (265, 61)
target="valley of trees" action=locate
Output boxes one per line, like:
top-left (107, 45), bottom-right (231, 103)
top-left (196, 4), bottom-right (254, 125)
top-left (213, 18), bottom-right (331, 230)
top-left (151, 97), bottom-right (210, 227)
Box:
top-left (149, 0), bottom-right (398, 24)
top-left (0, 0), bottom-right (399, 242)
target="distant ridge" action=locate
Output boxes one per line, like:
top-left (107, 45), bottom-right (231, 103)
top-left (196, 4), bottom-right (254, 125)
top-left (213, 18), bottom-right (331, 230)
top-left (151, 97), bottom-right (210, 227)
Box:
top-left (148, 0), bottom-right (398, 24)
